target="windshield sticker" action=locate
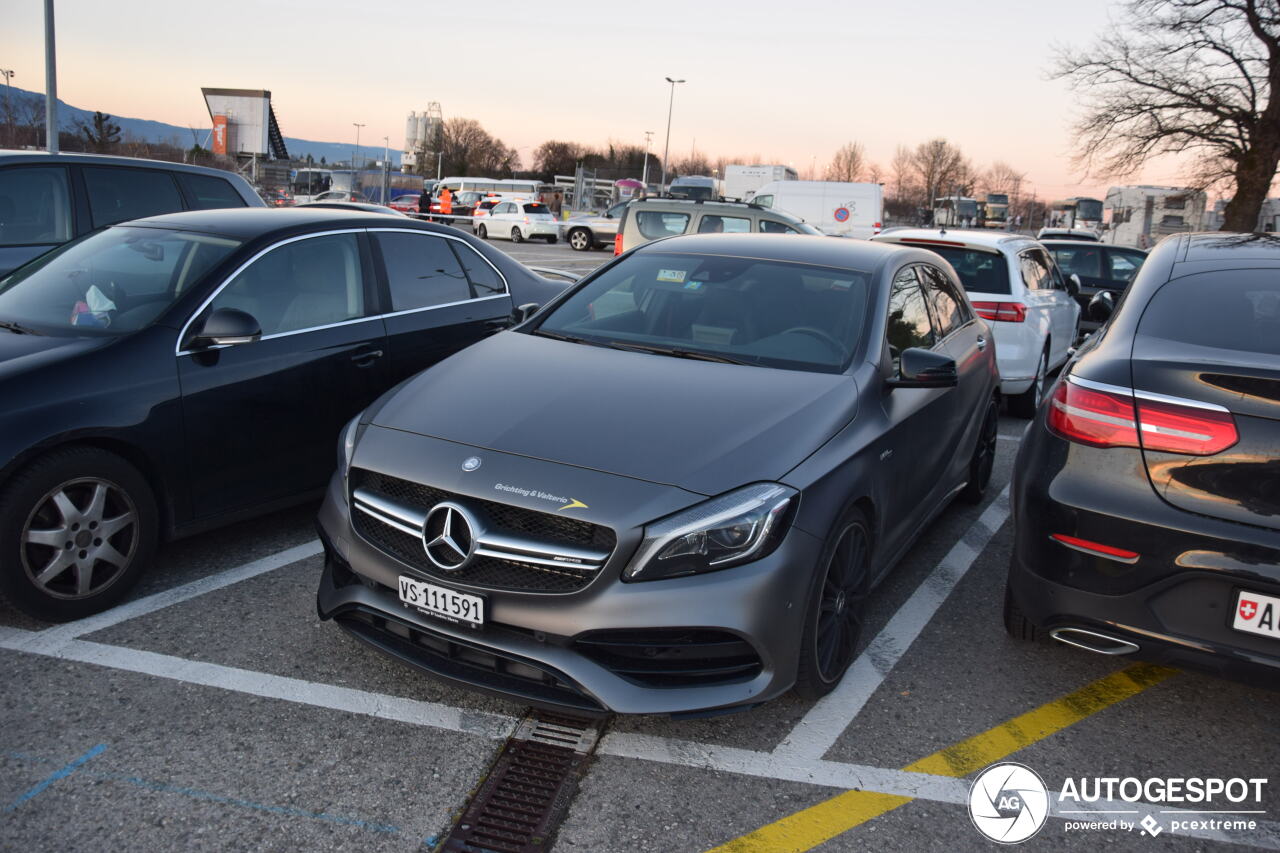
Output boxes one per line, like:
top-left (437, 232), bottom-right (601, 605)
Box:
top-left (494, 483), bottom-right (589, 512)
top-left (657, 268), bottom-right (687, 283)
top-left (831, 279), bottom-right (854, 290)
top-left (683, 281), bottom-right (704, 291)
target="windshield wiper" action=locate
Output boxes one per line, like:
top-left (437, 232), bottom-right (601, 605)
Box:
top-left (0, 320), bottom-right (42, 336)
top-left (530, 329), bottom-right (614, 348)
top-left (601, 340), bottom-right (751, 365)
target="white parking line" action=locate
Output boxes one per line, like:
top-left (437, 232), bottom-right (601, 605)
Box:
top-left (16, 540), bottom-right (323, 651)
top-left (772, 487), bottom-right (1012, 761)
top-left (0, 627), bottom-right (515, 740)
top-left (597, 731), bottom-right (1280, 849)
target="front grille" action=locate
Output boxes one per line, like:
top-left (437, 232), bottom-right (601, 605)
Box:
top-left (336, 607), bottom-right (603, 712)
top-left (572, 629), bottom-right (763, 688)
top-left (350, 469), bottom-right (616, 593)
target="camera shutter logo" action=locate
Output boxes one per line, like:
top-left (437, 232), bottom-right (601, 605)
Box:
top-left (968, 762), bottom-right (1049, 844)
top-left (422, 503), bottom-right (478, 571)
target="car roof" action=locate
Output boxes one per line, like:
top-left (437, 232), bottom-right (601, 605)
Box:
top-left (634, 232), bottom-right (921, 270)
top-left (119, 207), bottom-right (439, 239)
top-left (0, 148), bottom-right (252, 180)
top-left (872, 227), bottom-right (1035, 254)
top-left (1179, 232), bottom-right (1280, 263)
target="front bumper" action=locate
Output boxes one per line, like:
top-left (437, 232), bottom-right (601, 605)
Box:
top-left (1007, 422), bottom-right (1280, 687)
top-left (315, 459), bottom-right (824, 715)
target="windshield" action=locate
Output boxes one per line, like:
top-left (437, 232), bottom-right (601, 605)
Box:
top-left (532, 251), bottom-right (870, 373)
top-left (0, 226), bottom-right (241, 336)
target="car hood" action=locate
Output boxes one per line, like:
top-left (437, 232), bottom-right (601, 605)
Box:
top-left (0, 330), bottom-right (111, 382)
top-left (371, 331), bottom-right (858, 495)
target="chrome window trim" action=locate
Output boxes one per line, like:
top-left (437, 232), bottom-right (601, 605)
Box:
top-left (1067, 375), bottom-right (1230, 413)
top-left (175, 227), bottom-right (509, 357)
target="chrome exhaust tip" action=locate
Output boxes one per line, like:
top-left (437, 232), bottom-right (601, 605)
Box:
top-left (1050, 627), bottom-right (1140, 656)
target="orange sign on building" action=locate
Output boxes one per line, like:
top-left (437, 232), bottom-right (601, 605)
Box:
top-left (211, 115), bottom-right (228, 155)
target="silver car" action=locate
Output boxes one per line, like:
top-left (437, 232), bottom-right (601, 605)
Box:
top-left (561, 201), bottom-right (629, 252)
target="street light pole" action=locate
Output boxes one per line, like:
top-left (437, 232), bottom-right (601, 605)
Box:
top-left (382, 135), bottom-right (390, 203)
top-left (659, 77), bottom-right (685, 192)
top-left (352, 122), bottom-right (365, 172)
top-left (641, 130), bottom-right (653, 191)
top-left (44, 0), bottom-right (58, 153)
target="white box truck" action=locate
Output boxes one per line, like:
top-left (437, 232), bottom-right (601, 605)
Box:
top-left (749, 181), bottom-right (884, 239)
top-left (723, 164), bottom-right (798, 201)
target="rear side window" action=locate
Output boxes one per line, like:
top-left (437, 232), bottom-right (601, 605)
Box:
top-left (84, 167), bottom-right (184, 228)
top-left (1137, 271), bottom-right (1280, 356)
top-left (0, 166), bottom-right (73, 246)
top-left (635, 211), bottom-right (689, 240)
top-left (1108, 249), bottom-right (1146, 283)
top-left (901, 244), bottom-right (1010, 295)
top-left (697, 215), bottom-right (749, 234)
top-left (450, 242), bottom-right (506, 295)
top-left (179, 173), bottom-right (247, 210)
top-left (375, 232), bottom-right (471, 310)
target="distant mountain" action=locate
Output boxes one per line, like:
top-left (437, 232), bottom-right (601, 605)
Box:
top-left (2, 86), bottom-right (401, 167)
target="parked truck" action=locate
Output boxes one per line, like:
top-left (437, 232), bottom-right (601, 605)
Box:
top-left (724, 164), bottom-right (798, 202)
top-left (750, 180), bottom-right (884, 239)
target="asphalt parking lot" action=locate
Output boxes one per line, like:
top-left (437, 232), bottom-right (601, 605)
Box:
top-left (2, 243), bottom-right (1277, 852)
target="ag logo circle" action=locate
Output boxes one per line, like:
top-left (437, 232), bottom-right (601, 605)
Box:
top-left (968, 762), bottom-right (1049, 844)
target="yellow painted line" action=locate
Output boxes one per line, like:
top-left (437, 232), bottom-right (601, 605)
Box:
top-left (707, 662), bottom-right (1177, 853)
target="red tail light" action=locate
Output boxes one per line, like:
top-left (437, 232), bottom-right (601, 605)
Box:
top-left (1048, 378), bottom-right (1238, 455)
top-left (614, 233), bottom-right (623, 255)
top-left (971, 301), bottom-right (1027, 322)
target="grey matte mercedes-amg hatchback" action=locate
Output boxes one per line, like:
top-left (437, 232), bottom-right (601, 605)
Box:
top-left (316, 233), bottom-right (999, 715)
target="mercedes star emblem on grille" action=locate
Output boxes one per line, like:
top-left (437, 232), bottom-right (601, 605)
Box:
top-left (422, 503), bottom-right (479, 570)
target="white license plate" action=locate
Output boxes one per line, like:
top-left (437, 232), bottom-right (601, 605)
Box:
top-left (1232, 590), bottom-right (1280, 640)
top-left (398, 576), bottom-right (484, 627)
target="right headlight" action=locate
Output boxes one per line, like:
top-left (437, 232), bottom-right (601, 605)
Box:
top-left (623, 483), bottom-right (797, 582)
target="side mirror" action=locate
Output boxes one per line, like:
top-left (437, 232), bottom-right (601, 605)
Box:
top-left (511, 302), bottom-right (541, 324)
top-left (192, 307), bottom-right (262, 348)
top-left (1087, 290), bottom-right (1115, 323)
top-left (888, 347), bottom-right (958, 388)
top-left (1066, 274), bottom-right (1082, 298)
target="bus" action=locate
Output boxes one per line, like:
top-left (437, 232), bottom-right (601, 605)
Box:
top-left (1049, 197), bottom-right (1104, 231)
top-left (290, 168), bottom-right (333, 204)
top-left (982, 193), bottom-right (1010, 228)
top-left (933, 196), bottom-right (978, 227)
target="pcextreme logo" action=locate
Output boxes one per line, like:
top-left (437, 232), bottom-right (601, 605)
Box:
top-left (967, 763), bottom-right (1269, 843)
top-left (492, 483), bottom-right (588, 512)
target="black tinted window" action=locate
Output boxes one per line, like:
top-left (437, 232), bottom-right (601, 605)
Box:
top-left (1050, 244), bottom-right (1103, 278)
top-left (635, 211), bottom-right (689, 239)
top-left (900, 244), bottom-right (1010, 295)
top-left (887, 268), bottom-right (934, 363)
top-left (84, 167), bottom-right (184, 228)
top-left (918, 265), bottom-right (965, 337)
top-left (1138, 271), bottom-right (1280, 356)
top-left (759, 220), bottom-right (800, 234)
top-left (450, 242), bottom-right (506, 295)
top-left (179, 173), bottom-right (247, 210)
top-left (376, 232), bottom-right (470, 310)
top-left (522, 203), bottom-right (549, 214)
top-left (0, 166), bottom-right (73, 246)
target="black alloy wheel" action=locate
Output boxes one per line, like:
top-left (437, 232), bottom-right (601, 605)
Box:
top-left (795, 508), bottom-right (871, 698)
top-left (959, 397), bottom-right (999, 504)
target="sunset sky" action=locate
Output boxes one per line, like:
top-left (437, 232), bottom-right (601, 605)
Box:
top-left (4, 0), bottom-right (1192, 199)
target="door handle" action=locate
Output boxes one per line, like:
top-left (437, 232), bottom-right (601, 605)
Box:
top-left (350, 348), bottom-right (383, 366)
top-left (976, 336), bottom-right (987, 351)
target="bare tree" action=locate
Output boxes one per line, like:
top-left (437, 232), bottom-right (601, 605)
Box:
top-left (866, 161), bottom-right (885, 185)
top-left (889, 144), bottom-right (916, 203)
top-left (533, 140), bottom-right (586, 177)
top-left (982, 161), bottom-right (1026, 199)
top-left (77, 111), bottom-right (121, 153)
top-left (438, 118), bottom-right (515, 177)
top-left (912, 138), bottom-right (969, 206)
top-left (1057, 0), bottom-right (1280, 231)
top-left (825, 142), bottom-right (867, 182)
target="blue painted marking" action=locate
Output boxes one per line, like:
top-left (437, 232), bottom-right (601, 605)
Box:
top-left (5, 743), bottom-right (107, 812)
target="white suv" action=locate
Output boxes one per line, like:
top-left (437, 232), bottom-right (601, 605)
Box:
top-left (872, 229), bottom-right (1079, 416)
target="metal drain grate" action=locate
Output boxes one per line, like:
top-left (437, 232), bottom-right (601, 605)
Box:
top-left (439, 711), bottom-right (602, 853)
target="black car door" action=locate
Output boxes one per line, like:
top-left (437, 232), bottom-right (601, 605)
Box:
top-left (177, 230), bottom-right (389, 519)
top-left (878, 265), bottom-right (955, 552)
top-left (369, 229), bottom-right (513, 387)
top-left (919, 263), bottom-right (987, 484)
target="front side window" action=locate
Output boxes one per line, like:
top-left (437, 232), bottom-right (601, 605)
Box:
top-left (0, 166), bottom-right (73, 246)
top-left (206, 233), bottom-right (365, 337)
top-left (635, 211), bottom-right (690, 240)
top-left (84, 167), bottom-right (185, 228)
top-left (534, 251), bottom-right (870, 373)
top-left (376, 232), bottom-right (470, 310)
top-left (1019, 250), bottom-right (1053, 291)
top-left (886, 267), bottom-right (935, 365)
top-left (753, 195), bottom-right (774, 208)
top-left (1108, 249), bottom-right (1146, 283)
top-left (918, 265), bottom-right (966, 337)
top-left (0, 226), bottom-right (240, 335)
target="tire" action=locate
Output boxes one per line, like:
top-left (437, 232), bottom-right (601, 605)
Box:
top-left (476, 224), bottom-right (488, 240)
top-left (545, 235), bottom-right (558, 244)
top-left (794, 506), bottom-right (872, 700)
top-left (0, 446), bottom-right (158, 622)
top-left (1008, 346), bottom-right (1048, 419)
top-left (511, 227), bottom-right (525, 244)
top-left (1002, 579), bottom-right (1047, 643)
top-left (959, 397), bottom-right (999, 504)
top-left (567, 228), bottom-right (592, 251)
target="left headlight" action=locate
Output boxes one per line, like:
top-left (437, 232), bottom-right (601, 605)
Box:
top-left (623, 483), bottom-right (797, 582)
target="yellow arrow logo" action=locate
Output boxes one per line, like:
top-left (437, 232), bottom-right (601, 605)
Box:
top-left (559, 499), bottom-right (588, 512)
